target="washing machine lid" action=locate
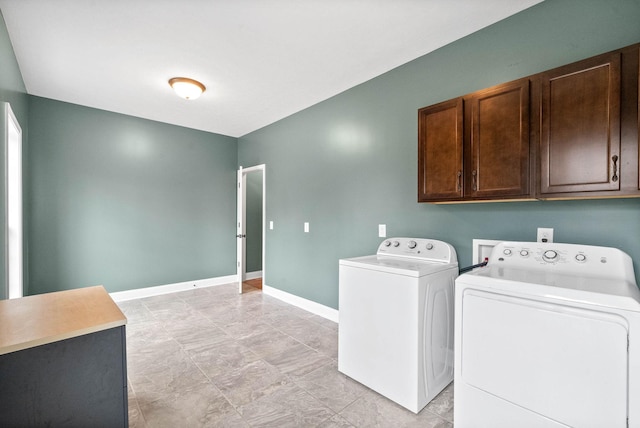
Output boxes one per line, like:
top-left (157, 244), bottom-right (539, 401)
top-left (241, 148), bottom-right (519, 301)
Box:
top-left (340, 254), bottom-right (457, 277)
top-left (339, 237), bottom-right (458, 277)
top-left (458, 265), bottom-right (640, 312)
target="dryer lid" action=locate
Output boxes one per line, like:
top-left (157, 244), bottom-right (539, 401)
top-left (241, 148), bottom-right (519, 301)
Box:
top-left (457, 241), bottom-right (640, 312)
top-left (459, 265), bottom-right (640, 312)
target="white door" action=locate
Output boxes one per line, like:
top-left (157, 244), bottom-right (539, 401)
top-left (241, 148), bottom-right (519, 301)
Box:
top-left (236, 167), bottom-right (246, 293)
top-left (4, 103), bottom-right (22, 299)
top-left (236, 165), bottom-right (266, 294)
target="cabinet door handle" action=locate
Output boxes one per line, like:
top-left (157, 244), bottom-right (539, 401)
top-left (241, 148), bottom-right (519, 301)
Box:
top-left (611, 155), bottom-right (619, 182)
top-left (457, 170), bottom-right (462, 192)
top-left (472, 170), bottom-right (477, 191)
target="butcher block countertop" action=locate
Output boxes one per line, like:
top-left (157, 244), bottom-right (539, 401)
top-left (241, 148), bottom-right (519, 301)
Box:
top-left (0, 285), bottom-right (126, 356)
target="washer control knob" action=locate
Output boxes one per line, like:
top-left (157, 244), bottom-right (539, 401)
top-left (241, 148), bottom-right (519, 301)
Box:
top-left (520, 250), bottom-right (529, 257)
top-left (408, 240), bottom-right (417, 249)
top-left (575, 253), bottom-right (586, 263)
top-left (425, 243), bottom-right (434, 250)
top-left (543, 250), bottom-right (558, 261)
top-left (384, 240), bottom-right (391, 247)
top-left (393, 241), bottom-right (400, 247)
top-left (503, 249), bottom-right (512, 256)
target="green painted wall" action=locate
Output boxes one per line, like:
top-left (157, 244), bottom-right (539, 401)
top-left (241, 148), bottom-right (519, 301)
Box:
top-left (0, 10), bottom-right (27, 128)
top-left (0, 10), bottom-right (28, 299)
top-left (245, 171), bottom-right (263, 273)
top-left (28, 96), bottom-right (237, 294)
top-left (238, 0), bottom-right (640, 309)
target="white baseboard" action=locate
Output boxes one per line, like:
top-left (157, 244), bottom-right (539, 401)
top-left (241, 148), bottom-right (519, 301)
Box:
top-left (110, 273), bottom-right (339, 325)
top-left (263, 284), bottom-right (339, 323)
top-left (245, 270), bottom-right (262, 280)
top-left (110, 275), bottom-right (237, 302)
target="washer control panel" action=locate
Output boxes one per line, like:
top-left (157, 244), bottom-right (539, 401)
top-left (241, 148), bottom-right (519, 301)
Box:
top-left (377, 237), bottom-right (457, 263)
top-left (488, 241), bottom-right (634, 281)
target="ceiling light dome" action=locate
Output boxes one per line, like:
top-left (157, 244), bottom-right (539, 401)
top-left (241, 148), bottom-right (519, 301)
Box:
top-left (169, 77), bottom-right (206, 100)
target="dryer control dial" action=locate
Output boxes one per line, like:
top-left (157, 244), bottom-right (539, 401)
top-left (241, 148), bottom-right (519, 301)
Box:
top-left (425, 243), bottom-right (434, 250)
top-left (543, 250), bottom-right (558, 262)
top-left (408, 240), bottom-right (417, 249)
top-left (384, 240), bottom-right (391, 247)
top-left (520, 250), bottom-right (529, 257)
top-left (503, 249), bottom-right (512, 256)
top-left (393, 241), bottom-right (400, 247)
top-left (575, 253), bottom-right (586, 263)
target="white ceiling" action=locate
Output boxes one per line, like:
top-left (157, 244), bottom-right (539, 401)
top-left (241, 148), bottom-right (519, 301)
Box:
top-left (0, 0), bottom-right (542, 138)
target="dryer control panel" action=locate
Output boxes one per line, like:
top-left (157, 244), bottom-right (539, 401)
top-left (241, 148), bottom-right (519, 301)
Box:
top-left (377, 237), bottom-right (457, 264)
top-left (489, 241), bottom-right (635, 283)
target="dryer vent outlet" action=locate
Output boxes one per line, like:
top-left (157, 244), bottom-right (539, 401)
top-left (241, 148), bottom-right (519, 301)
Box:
top-left (537, 227), bottom-right (554, 243)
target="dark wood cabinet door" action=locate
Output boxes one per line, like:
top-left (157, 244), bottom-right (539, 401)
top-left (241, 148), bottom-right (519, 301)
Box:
top-left (540, 52), bottom-right (621, 194)
top-left (466, 78), bottom-right (530, 198)
top-left (418, 99), bottom-right (463, 201)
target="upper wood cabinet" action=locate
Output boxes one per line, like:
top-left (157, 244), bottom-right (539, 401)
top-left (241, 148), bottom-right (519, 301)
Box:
top-left (418, 42), bottom-right (640, 203)
top-left (465, 79), bottom-right (530, 199)
top-left (418, 79), bottom-right (531, 202)
top-left (540, 52), bottom-right (621, 195)
top-left (418, 99), bottom-right (463, 202)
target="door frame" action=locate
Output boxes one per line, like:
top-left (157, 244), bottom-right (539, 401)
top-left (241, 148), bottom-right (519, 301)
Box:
top-left (237, 164), bottom-right (266, 294)
top-left (4, 103), bottom-right (23, 299)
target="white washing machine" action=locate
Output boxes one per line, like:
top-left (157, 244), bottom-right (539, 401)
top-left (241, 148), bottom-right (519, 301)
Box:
top-left (338, 237), bottom-right (458, 413)
top-left (455, 241), bottom-right (640, 428)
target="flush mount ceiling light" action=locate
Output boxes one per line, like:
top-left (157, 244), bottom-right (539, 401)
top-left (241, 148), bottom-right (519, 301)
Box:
top-left (168, 77), bottom-right (206, 100)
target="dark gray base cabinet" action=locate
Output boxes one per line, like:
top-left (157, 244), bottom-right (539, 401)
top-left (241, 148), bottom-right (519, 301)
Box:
top-left (0, 326), bottom-right (128, 428)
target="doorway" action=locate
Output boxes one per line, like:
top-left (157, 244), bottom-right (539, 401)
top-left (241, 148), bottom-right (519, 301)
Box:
top-left (236, 165), bottom-right (265, 294)
top-left (4, 103), bottom-right (23, 299)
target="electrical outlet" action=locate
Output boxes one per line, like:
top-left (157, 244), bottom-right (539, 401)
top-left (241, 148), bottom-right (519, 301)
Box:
top-left (378, 224), bottom-right (386, 238)
top-left (304, 222), bottom-right (309, 233)
top-left (537, 227), bottom-right (554, 243)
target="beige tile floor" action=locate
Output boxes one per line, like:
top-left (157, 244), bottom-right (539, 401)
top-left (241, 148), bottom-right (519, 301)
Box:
top-left (118, 282), bottom-right (454, 427)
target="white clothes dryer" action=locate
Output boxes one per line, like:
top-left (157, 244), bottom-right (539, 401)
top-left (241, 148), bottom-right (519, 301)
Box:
top-left (339, 237), bottom-right (458, 413)
top-left (455, 241), bottom-right (640, 428)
